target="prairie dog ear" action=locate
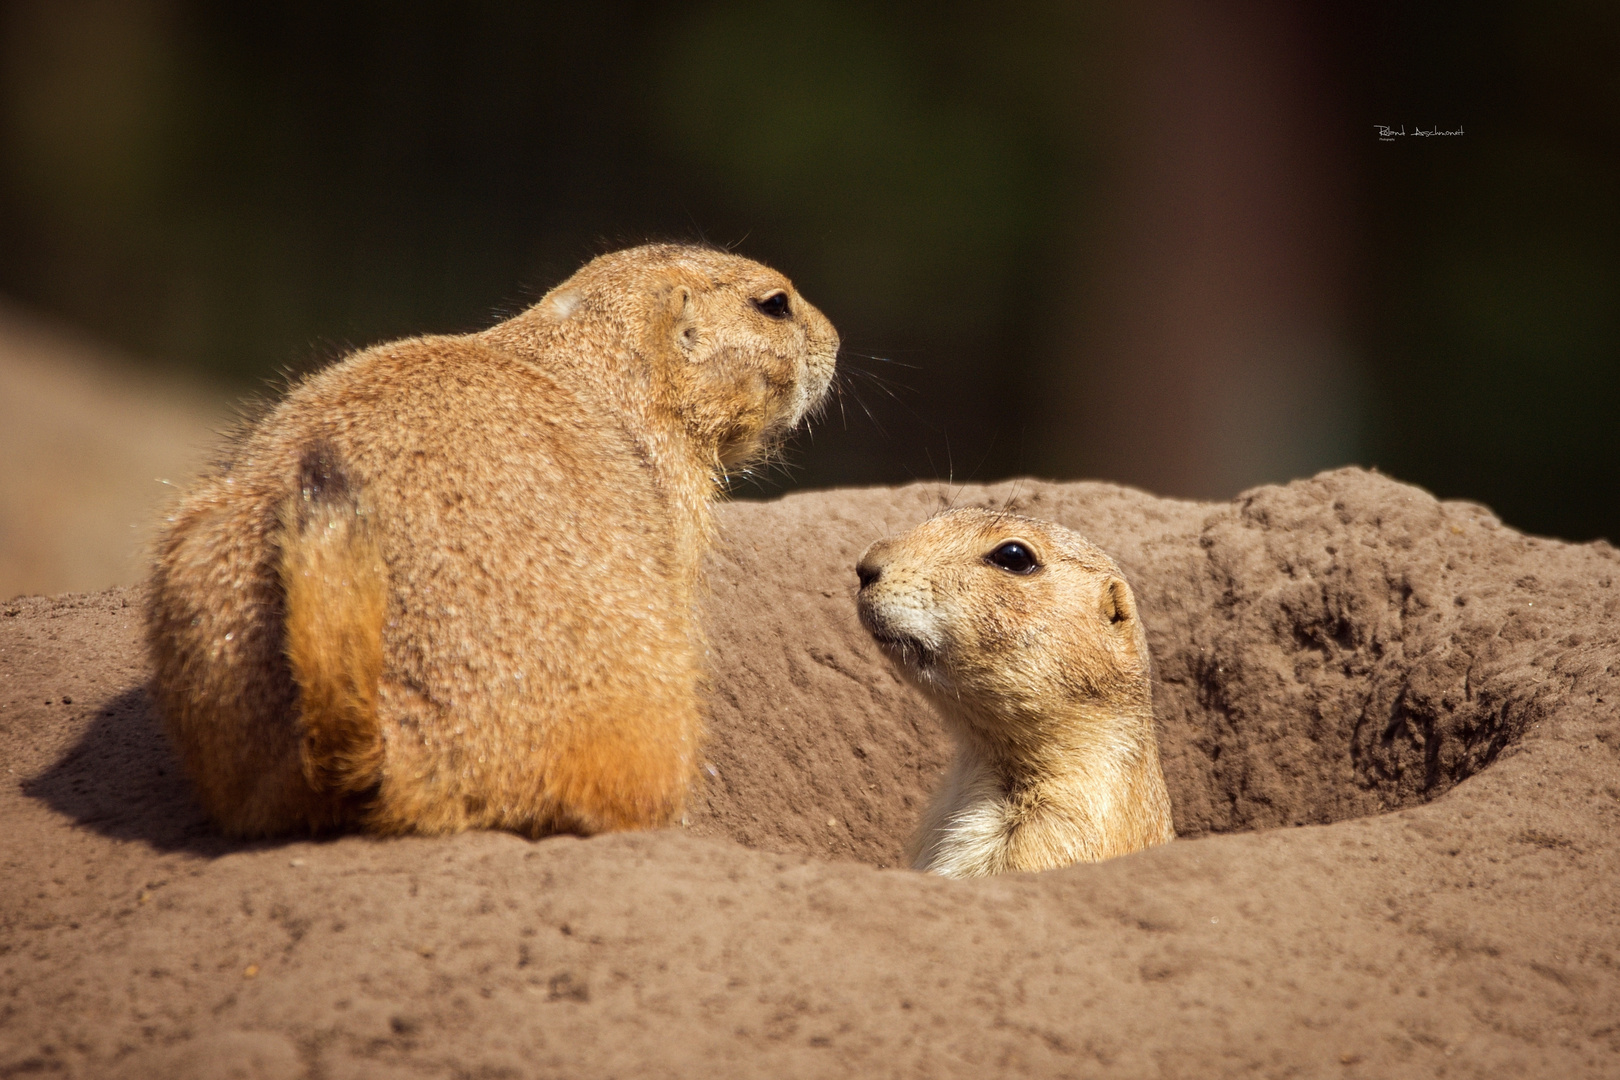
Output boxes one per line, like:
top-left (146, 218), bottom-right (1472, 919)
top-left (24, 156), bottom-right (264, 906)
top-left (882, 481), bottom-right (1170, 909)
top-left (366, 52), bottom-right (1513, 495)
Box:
top-left (668, 284), bottom-right (698, 355)
top-left (1101, 577), bottom-right (1137, 627)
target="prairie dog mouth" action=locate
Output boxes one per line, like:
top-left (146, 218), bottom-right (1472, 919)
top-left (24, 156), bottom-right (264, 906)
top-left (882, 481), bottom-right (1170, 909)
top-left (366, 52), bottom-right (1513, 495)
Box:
top-left (872, 629), bottom-right (938, 669)
top-left (857, 603), bottom-right (940, 670)
top-left (789, 347), bottom-right (838, 428)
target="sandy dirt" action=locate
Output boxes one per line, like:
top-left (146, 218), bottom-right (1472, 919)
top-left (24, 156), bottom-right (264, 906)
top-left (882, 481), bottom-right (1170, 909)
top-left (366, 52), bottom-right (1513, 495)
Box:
top-left (3, 468), bottom-right (1618, 1078)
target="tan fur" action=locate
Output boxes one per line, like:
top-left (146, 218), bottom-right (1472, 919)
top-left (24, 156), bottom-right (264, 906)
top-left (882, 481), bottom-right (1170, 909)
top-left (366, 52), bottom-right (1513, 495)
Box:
top-left (277, 446), bottom-right (387, 801)
top-left (147, 244), bottom-right (838, 838)
top-left (855, 509), bottom-right (1174, 877)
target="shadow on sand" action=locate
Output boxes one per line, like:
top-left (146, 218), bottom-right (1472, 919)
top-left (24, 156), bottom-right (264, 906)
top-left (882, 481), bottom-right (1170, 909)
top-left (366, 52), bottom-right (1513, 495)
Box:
top-left (22, 685), bottom-right (287, 857)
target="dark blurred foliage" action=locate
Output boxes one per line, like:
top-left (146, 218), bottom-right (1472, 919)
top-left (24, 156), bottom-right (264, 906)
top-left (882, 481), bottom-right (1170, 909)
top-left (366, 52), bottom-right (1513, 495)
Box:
top-left (0, 0), bottom-right (1615, 539)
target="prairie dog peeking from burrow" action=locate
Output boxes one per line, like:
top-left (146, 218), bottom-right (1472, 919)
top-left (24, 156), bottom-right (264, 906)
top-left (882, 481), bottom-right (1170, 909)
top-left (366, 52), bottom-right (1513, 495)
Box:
top-left (147, 244), bottom-right (838, 839)
top-left (855, 508), bottom-right (1174, 877)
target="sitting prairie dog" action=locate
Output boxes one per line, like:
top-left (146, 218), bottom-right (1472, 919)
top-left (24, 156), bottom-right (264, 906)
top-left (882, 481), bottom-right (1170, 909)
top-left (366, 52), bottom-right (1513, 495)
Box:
top-left (147, 244), bottom-right (838, 838)
top-left (855, 509), bottom-right (1174, 877)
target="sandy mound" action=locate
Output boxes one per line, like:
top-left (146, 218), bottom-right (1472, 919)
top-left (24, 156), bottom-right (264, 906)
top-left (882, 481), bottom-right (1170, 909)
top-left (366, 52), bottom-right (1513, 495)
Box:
top-left (3, 468), bottom-right (1617, 1078)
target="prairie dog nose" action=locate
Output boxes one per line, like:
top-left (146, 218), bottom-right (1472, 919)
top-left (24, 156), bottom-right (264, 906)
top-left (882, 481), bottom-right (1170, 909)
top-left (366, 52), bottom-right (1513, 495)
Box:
top-left (856, 539), bottom-right (892, 590)
top-left (856, 559), bottom-right (881, 590)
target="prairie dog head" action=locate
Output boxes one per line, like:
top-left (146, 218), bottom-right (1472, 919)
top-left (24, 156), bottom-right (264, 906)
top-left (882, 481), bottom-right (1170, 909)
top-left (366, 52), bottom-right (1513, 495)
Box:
top-left (856, 509), bottom-right (1151, 751)
top-left (536, 244), bottom-right (838, 467)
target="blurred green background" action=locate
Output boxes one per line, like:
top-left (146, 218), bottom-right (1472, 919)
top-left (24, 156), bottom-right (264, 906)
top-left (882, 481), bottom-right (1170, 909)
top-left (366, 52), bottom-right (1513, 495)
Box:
top-left (1, 0), bottom-right (1615, 543)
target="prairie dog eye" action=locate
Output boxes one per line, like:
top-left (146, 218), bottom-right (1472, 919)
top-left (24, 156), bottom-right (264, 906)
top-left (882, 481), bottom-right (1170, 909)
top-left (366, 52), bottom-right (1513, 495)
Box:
top-left (753, 292), bottom-right (790, 319)
top-left (985, 541), bottom-right (1039, 574)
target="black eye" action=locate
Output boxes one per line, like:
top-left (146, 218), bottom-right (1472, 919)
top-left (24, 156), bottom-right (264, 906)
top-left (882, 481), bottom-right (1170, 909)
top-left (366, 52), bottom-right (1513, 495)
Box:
top-left (753, 292), bottom-right (790, 319)
top-left (985, 541), bottom-right (1039, 574)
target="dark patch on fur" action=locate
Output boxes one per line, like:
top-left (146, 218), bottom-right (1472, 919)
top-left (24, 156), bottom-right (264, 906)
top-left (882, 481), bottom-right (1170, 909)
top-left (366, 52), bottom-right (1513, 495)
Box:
top-left (295, 440), bottom-right (354, 523)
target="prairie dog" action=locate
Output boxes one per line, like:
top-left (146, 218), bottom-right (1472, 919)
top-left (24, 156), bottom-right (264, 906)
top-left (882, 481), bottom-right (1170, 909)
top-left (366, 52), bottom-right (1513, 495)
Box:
top-left (855, 509), bottom-right (1174, 877)
top-left (147, 244), bottom-right (838, 838)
